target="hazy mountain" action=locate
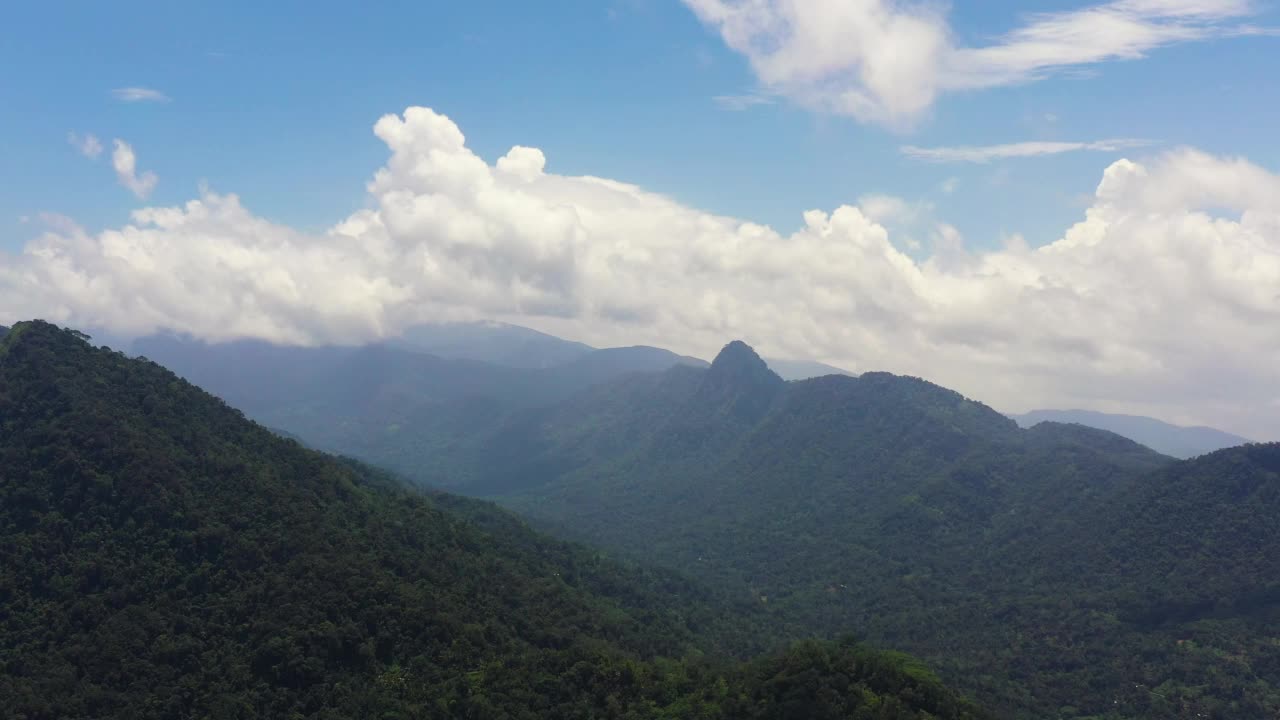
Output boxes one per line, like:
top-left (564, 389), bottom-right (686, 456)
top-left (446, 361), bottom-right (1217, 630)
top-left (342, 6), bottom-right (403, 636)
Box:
top-left (765, 357), bottom-right (856, 381)
top-left (392, 320), bottom-right (594, 368)
top-left (0, 324), bottom-right (7, 340)
top-left (390, 319), bottom-right (838, 381)
top-left (557, 344), bottom-right (708, 381)
top-left (1011, 408), bottom-right (1251, 459)
top-left (0, 321), bottom-right (990, 720)
top-left (131, 333), bottom-right (711, 484)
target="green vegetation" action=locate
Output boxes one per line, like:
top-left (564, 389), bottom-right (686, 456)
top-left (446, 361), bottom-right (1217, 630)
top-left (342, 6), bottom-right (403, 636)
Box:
top-left (114, 330), bottom-right (1280, 717)
top-left (0, 322), bottom-right (988, 720)
top-left (304, 339), bottom-right (1273, 719)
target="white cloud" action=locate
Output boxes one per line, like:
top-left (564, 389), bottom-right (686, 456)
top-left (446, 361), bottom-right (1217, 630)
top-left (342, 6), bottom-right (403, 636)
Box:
top-left (713, 93), bottom-right (776, 110)
top-left (857, 194), bottom-right (936, 226)
top-left (67, 132), bottom-right (103, 159)
top-left (683, 0), bottom-right (1262, 126)
top-left (111, 139), bottom-right (158, 199)
top-left (903, 138), bottom-right (1154, 163)
top-left (2, 107), bottom-right (1279, 437)
top-left (112, 87), bottom-right (170, 103)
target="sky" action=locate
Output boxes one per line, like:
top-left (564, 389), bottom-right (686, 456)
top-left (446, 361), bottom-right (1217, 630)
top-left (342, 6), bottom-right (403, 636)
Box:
top-left (2, 0), bottom-right (1279, 437)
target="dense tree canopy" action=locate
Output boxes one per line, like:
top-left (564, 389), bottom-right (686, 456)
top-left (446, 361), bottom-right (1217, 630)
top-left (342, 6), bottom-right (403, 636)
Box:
top-left (105, 328), bottom-right (1280, 717)
top-left (227, 338), bottom-right (1274, 719)
top-left (0, 321), bottom-right (989, 720)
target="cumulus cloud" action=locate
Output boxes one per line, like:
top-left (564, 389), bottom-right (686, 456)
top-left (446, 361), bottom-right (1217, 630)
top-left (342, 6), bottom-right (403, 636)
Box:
top-left (1, 107), bottom-right (1278, 437)
top-left (111, 140), bottom-right (158, 199)
top-left (112, 87), bottom-right (170, 103)
top-left (67, 132), bottom-right (103, 159)
top-left (902, 138), bottom-right (1154, 163)
top-left (683, 0), bottom-right (1262, 126)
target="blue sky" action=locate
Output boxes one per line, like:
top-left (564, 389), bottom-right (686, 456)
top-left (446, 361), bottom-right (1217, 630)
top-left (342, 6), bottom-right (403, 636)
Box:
top-left (5, 1), bottom-right (1277, 250)
top-left (3, 1), bottom-right (1280, 435)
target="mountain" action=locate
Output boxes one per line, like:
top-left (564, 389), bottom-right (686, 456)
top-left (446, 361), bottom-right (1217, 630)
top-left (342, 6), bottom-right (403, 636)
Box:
top-left (764, 357), bottom-right (855, 381)
top-left (130, 333), bottom-right (708, 483)
top-left (556, 344), bottom-right (708, 381)
top-left (1026, 441), bottom-right (1280, 622)
top-left (0, 321), bottom-right (990, 720)
top-left (396, 341), bottom-right (1280, 718)
top-left (392, 320), bottom-right (594, 368)
top-left (1011, 408), bottom-right (1252, 458)
top-left (0, 324), bottom-right (8, 340)
top-left (131, 329), bottom-right (841, 478)
top-left (108, 328), bottom-right (1280, 716)
top-left (390, 319), bottom-right (837, 380)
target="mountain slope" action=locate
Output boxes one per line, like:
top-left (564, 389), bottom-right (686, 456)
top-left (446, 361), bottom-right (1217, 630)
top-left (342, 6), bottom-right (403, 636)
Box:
top-left (1011, 408), bottom-right (1251, 458)
top-left (131, 334), bottom-right (706, 483)
top-left (1048, 442), bottom-right (1280, 622)
top-left (0, 321), bottom-right (989, 720)
top-left (405, 341), bottom-right (1280, 718)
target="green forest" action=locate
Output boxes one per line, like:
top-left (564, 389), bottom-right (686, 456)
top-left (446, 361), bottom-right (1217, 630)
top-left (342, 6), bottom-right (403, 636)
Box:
top-left (141, 333), bottom-right (1280, 718)
top-left (0, 322), bottom-right (989, 719)
top-left (9, 321), bottom-right (1280, 718)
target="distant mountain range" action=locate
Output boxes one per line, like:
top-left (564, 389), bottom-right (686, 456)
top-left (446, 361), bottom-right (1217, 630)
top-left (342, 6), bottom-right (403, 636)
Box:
top-left (391, 320), bottom-right (597, 368)
top-left (1010, 408), bottom-right (1252, 459)
top-left (389, 320), bottom-right (852, 380)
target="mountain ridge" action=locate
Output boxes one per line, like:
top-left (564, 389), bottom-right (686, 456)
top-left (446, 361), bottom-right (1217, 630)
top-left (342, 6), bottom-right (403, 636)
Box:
top-left (0, 320), bottom-right (991, 720)
top-left (385, 344), bottom-right (1280, 718)
top-left (1011, 407), bottom-right (1252, 458)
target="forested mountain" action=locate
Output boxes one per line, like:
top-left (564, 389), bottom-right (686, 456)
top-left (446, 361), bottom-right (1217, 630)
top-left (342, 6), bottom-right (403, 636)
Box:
top-left (0, 324), bottom-right (8, 340)
top-left (1011, 408), bottom-right (1252, 459)
top-left (117, 328), bottom-right (1280, 717)
top-left (388, 341), bottom-right (1279, 718)
top-left (132, 328), bottom-right (852, 485)
top-left (0, 321), bottom-right (989, 720)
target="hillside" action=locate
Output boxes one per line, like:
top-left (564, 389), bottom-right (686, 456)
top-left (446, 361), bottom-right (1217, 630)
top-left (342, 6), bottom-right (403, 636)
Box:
top-left (0, 321), bottom-right (989, 720)
top-left (109, 328), bottom-right (1280, 716)
top-left (1011, 408), bottom-right (1252, 459)
top-left (131, 333), bottom-right (712, 481)
top-left (412, 342), bottom-right (1279, 718)
top-left (133, 329), bottom-right (856, 484)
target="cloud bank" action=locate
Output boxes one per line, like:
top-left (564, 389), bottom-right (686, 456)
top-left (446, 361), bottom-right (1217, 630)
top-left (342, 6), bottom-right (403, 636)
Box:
top-left (683, 0), bottom-right (1262, 126)
top-left (2, 106), bottom-right (1278, 436)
